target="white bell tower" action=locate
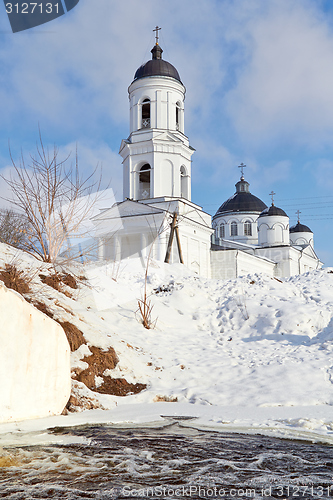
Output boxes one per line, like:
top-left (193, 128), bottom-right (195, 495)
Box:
top-left (119, 30), bottom-right (194, 202)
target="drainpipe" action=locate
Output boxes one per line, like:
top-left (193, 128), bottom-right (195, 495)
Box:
top-left (235, 250), bottom-right (239, 277)
top-left (298, 247), bottom-right (305, 274)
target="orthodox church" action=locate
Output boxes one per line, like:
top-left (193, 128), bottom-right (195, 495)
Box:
top-left (93, 32), bottom-right (322, 279)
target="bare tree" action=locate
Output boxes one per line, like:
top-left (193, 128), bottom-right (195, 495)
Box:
top-left (0, 208), bottom-right (31, 250)
top-left (1, 132), bottom-right (103, 263)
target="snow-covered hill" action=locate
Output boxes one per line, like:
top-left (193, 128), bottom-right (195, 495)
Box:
top-left (1, 243), bottom-right (333, 442)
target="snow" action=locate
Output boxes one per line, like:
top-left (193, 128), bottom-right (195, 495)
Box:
top-left (0, 242), bottom-right (333, 444)
top-left (0, 281), bottom-right (71, 424)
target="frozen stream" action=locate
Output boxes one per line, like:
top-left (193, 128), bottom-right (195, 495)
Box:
top-left (0, 422), bottom-right (333, 499)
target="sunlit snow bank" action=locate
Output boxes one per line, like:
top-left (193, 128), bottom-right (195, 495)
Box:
top-left (0, 282), bottom-right (71, 423)
top-left (0, 240), bottom-right (333, 442)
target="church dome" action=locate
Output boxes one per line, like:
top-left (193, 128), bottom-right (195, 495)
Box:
top-left (290, 222), bottom-right (313, 233)
top-left (259, 205), bottom-right (288, 218)
top-left (214, 176), bottom-right (267, 216)
top-left (133, 44), bottom-right (182, 83)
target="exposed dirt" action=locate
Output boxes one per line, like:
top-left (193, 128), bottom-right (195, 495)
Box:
top-left (64, 392), bottom-right (103, 413)
top-left (0, 264), bottom-right (31, 295)
top-left (57, 321), bottom-right (86, 351)
top-left (61, 273), bottom-right (78, 289)
top-left (74, 346), bottom-right (146, 396)
top-left (96, 378), bottom-right (147, 396)
top-left (32, 300), bottom-right (54, 318)
top-left (39, 272), bottom-right (77, 293)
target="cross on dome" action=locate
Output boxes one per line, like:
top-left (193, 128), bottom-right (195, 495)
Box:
top-left (269, 191), bottom-right (276, 206)
top-left (153, 26), bottom-right (161, 45)
top-left (238, 163), bottom-right (246, 180)
top-left (296, 210), bottom-right (301, 222)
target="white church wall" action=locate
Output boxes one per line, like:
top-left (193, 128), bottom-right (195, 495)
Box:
top-left (213, 213), bottom-right (260, 245)
top-left (0, 283), bottom-right (71, 423)
top-left (158, 159), bottom-right (173, 197)
top-left (211, 250), bottom-right (275, 279)
top-left (258, 216), bottom-right (289, 247)
top-left (290, 232), bottom-right (314, 247)
top-left (128, 77), bottom-right (185, 133)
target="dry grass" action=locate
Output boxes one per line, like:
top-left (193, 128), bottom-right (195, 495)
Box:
top-left (39, 271), bottom-right (78, 298)
top-left (0, 263), bottom-right (33, 295)
top-left (56, 321), bottom-right (86, 351)
top-left (137, 295), bottom-right (156, 329)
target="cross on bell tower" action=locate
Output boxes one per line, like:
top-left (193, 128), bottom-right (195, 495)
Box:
top-left (153, 26), bottom-right (161, 45)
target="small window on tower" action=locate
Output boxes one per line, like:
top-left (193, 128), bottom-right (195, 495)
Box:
top-left (180, 165), bottom-right (188, 199)
top-left (244, 221), bottom-right (252, 236)
top-left (142, 99), bottom-right (150, 128)
top-left (176, 101), bottom-right (181, 131)
top-left (231, 222), bottom-right (238, 237)
top-left (220, 224), bottom-right (225, 238)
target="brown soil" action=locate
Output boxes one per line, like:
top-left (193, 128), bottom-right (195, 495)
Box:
top-left (64, 393), bottom-right (103, 413)
top-left (29, 301), bottom-right (85, 352)
top-left (75, 346), bottom-right (146, 396)
top-left (95, 378), bottom-right (147, 396)
top-left (39, 272), bottom-right (77, 292)
top-left (39, 273), bottom-right (63, 291)
top-left (57, 321), bottom-right (86, 351)
top-left (0, 264), bottom-right (31, 295)
top-left (33, 301), bottom-right (54, 318)
top-left (62, 273), bottom-right (78, 289)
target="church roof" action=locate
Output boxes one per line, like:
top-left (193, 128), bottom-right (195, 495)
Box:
top-left (133, 44), bottom-right (182, 83)
top-left (259, 205), bottom-right (288, 218)
top-left (290, 221), bottom-right (313, 233)
top-left (214, 176), bottom-right (267, 216)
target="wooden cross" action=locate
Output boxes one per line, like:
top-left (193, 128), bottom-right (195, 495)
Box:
top-left (238, 163), bottom-right (246, 178)
top-left (296, 210), bottom-right (301, 222)
top-left (269, 191), bottom-right (276, 205)
top-left (153, 26), bottom-right (161, 45)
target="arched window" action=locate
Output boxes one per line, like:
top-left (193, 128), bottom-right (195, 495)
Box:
top-left (138, 164), bottom-right (151, 199)
top-left (142, 99), bottom-right (150, 128)
top-left (244, 221), bottom-right (252, 236)
top-left (230, 222), bottom-right (238, 237)
top-left (219, 224), bottom-right (225, 238)
top-left (176, 101), bottom-right (181, 131)
top-left (180, 166), bottom-right (188, 199)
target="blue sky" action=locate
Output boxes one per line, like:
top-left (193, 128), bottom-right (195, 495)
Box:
top-left (0, 0), bottom-right (332, 265)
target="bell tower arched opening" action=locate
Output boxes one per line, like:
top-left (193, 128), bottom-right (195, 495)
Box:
top-left (141, 99), bottom-right (151, 128)
top-left (138, 163), bottom-right (151, 199)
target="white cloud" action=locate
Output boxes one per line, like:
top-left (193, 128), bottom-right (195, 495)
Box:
top-left (225, 0), bottom-right (333, 149)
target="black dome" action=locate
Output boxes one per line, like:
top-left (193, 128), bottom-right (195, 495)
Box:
top-left (290, 222), bottom-right (313, 233)
top-left (133, 44), bottom-right (182, 83)
top-left (259, 205), bottom-right (288, 218)
top-left (214, 177), bottom-right (267, 216)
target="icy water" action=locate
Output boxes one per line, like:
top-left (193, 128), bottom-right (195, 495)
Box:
top-left (0, 422), bottom-right (333, 499)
